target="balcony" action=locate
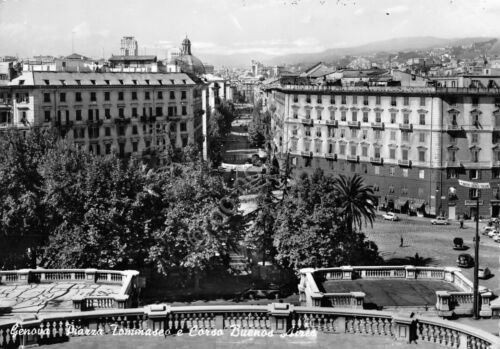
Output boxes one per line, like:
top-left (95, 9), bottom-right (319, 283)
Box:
top-left (398, 159), bottom-right (412, 167)
top-left (55, 121), bottom-right (74, 128)
top-left (301, 151), bottom-right (313, 157)
top-left (140, 116), bottom-right (157, 123)
top-left (445, 161), bottom-right (462, 168)
top-left (371, 122), bottom-right (385, 130)
top-left (301, 118), bottom-right (314, 126)
top-left (399, 123), bottom-right (413, 132)
top-left (114, 117), bottom-right (131, 125)
top-left (347, 155), bottom-right (359, 162)
top-left (348, 121), bottom-right (361, 128)
top-left (370, 157), bottom-right (384, 165)
top-left (446, 124), bottom-right (462, 133)
top-left (86, 120), bottom-right (103, 126)
top-left (325, 153), bottom-right (337, 160)
top-left (326, 120), bottom-right (338, 127)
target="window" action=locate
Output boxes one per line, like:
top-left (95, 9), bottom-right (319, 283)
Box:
top-left (340, 144), bottom-right (346, 155)
top-left (132, 125), bottom-right (138, 135)
top-left (390, 131), bottom-right (396, 141)
top-left (352, 96), bottom-right (358, 104)
top-left (330, 95), bottom-right (335, 104)
top-left (362, 146), bottom-right (368, 157)
top-left (374, 146), bottom-right (381, 159)
top-left (316, 109), bottom-right (322, 120)
top-left (470, 169), bottom-right (479, 179)
top-left (132, 91), bottom-right (137, 100)
top-left (375, 95), bottom-right (381, 105)
top-left (60, 93), bottom-right (66, 102)
top-left (328, 143), bottom-right (334, 153)
top-left (75, 92), bottom-right (82, 102)
top-left (118, 92), bottom-right (124, 101)
top-left (419, 170), bottom-right (425, 179)
top-left (328, 127), bottom-right (335, 138)
top-left (340, 129), bottom-right (345, 138)
top-left (363, 112), bottom-right (368, 122)
top-left (181, 91), bottom-right (187, 100)
top-left (419, 113), bottom-right (425, 125)
top-left (469, 189), bottom-right (481, 199)
top-left (156, 107), bottom-right (162, 116)
top-left (390, 148), bottom-right (396, 159)
top-left (293, 112), bottom-right (298, 119)
top-left (419, 150), bottom-right (426, 162)
top-left (182, 106), bottom-right (187, 115)
top-left (44, 93), bottom-right (50, 102)
top-left (363, 95), bottom-right (369, 106)
top-left (402, 132), bottom-right (409, 142)
top-left (293, 95), bottom-right (298, 103)
top-left (158, 91), bottom-right (163, 99)
top-left (104, 92), bottom-right (110, 101)
top-left (88, 109), bottom-right (93, 121)
top-left (472, 97), bottom-right (479, 106)
top-left (374, 130), bottom-right (381, 140)
top-left (341, 111), bottom-right (347, 121)
top-left (362, 129), bottom-right (368, 139)
top-left (76, 110), bottom-right (82, 121)
top-left (132, 142), bottom-right (138, 152)
top-left (306, 96), bottom-right (311, 103)
top-left (316, 127), bottom-right (322, 137)
top-left (402, 149), bottom-right (408, 160)
top-left (419, 132), bottom-right (425, 143)
top-left (351, 129), bottom-right (358, 138)
top-left (170, 91), bottom-right (176, 99)
top-left (420, 97), bottom-right (426, 106)
top-left (391, 96), bottom-right (397, 106)
top-left (375, 112), bottom-right (381, 123)
top-left (350, 163), bottom-right (356, 172)
top-left (292, 126), bottom-right (298, 136)
top-left (403, 96), bottom-right (409, 106)
top-left (317, 95), bottom-right (322, 104)
top-left (341, 95), bottom-right (347, 104)
top-left (105, 127), bottom-right (111, 136)
top-left (390, 113), bottom-right (396, 124)
top-left (131, 107), bottom-right (138, 117)
top-left (304, 126), bottom-right (311, 137)
top-left (402, 169), bottom-right (409, 177)
top-left (291, 139), bottom-right (298, 151)
top-left (352, 111), bottom-right (357, 122)
top-left (88, 126), bottom-right (99, 139)
top-left (472, 150), bottom-right (479, 162)
top-left (493, 169), bottom-right (500, 179)
top-left (44, 110), bottom-right (51, 122)
top-left (90, 92), bottom-right (96, 102)
top-left (471, 133), bottom-right (478, 143)
top-left (403, 113), bottom-right (410, 124)
top-left (168, 106), bottom-right (177, 116)
top-left (119, 108), bottom-right (124, 117)
top-left (118, 126), bottom-right (125, 136)
top-left (390, 167), bottom-right (396, 176)
top-left (145, 91), bottom-right (150, 100)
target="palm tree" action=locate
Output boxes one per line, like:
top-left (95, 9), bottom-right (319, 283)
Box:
top-left (333, 174), bottom-right (377, 235)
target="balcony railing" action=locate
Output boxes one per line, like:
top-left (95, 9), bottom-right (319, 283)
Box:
top-left (348, 121), bottom-right (361, 128)
top-left (370, 157), bottom-right (384, 165)
top-left (301, 151), bottom-right (313, 157)
top-left (325, 153), bottom-right (337, 160)
top-left (398, 159), bottom-right (412, 167)
top-left (140, 115), bottom-right (157, 123)
top-left (301, 118), bottom-right (314, 126)
top-left (114, 117), bottom-right (131, 125)
top-left (445, 161), bottom-right (462, 168)
top-left (446, 124), bottom-right (462, 132)
top-left (55, 121), bottom-right (74, 128)
top-left (399, 123), bottom-right (413, 132)
top-left (347, 155), bottom-right (359, 162)
top-left (326, 120), bottom-right (338, 127)
top-left (371, 122), bottom-right (384, 130)
top-left (86, 120), bottom-right (103, 126)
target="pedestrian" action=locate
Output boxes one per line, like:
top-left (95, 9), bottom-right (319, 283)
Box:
top-left (400, 235), bottom-right (404, 248)
top-left (409, 318), bottom-right (419, 344)
top-left (460, 217), bottom-right (464, 229)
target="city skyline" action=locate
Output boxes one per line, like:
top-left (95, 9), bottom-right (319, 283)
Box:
top-left (1, 0), bottom-right (499, 61)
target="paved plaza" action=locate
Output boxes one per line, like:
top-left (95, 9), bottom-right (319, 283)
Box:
top-left (0, 283), bottom-right (122, 314)
top-left (321, 279), bottom-right (461, 307)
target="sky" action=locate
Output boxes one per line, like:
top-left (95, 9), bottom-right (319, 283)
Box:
top-left (1, 0), bottom-right (500, 60)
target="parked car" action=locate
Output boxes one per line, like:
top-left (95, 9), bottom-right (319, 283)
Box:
top-left (493, 234), bottom-right (500, 243)
top-left (235, 283), bottom-right (283, 301)
top-left (478, 267), bottom-right (492, 279)
top-left (453, 237), bottom-right (466, 250)
top-left (382, 212), bottom-right (399, 221)
top-left (457, 253), bottom-right (474, 268)
top-left (488, 229), bottom-right (499, 238)
top-left (482, 226), bottom-right (496, 236)
top-left (431, 216), bottom-right (449, 225)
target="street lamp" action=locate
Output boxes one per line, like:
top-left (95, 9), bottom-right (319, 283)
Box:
top-left (458, 179), bottom-right (490, 320)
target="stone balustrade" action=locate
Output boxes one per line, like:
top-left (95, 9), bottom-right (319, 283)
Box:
top-left (0, 305), bottom-right (498, 349)
top-left (300, 266), bottom-right (494, 318)
top-left (0, 269), bottom-right (140, 312)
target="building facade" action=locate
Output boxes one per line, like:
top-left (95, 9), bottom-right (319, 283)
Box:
top-left (0, 71), bottom-right (208, 164)
top-left (263, 82), bottom-right (500, 219)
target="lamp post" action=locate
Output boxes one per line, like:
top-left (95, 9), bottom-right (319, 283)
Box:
top-left (458, 179), bottom-right (490, 320)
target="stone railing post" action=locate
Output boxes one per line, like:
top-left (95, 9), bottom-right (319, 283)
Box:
top-left (435, 291), bottom-right (451, 316)
top-left (311, 293), bottom-right (323, 307)
top-left (18, 315), bottom-right (41, 348)
top-left (479, 292), bottom-right (493, 317)
top-left (351, 292), bottom-right (365, 309)
top-left (114, 295), bottom-right (129, 309)
top-left (392, 314), bottom-right (413, 343)
top-left (341, 266), bottom-right (354, 280)
top-left (84, 268), bottom-right (97, 283)
top-left (444, 267), bottom-right (457, 283)
top-left (145, 304), bottom-right (170, 331)
top-left (405, 266), bottom-right (416, 279)
top-left (267, 303), bottom-right (292, 334)
top-left (72, 296), bottom-right (85, 312)
top-left (18, 269), bottom-right (30, 284)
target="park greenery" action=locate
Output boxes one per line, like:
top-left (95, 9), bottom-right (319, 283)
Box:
top-left (247, 99), bottom-right (271, 148)
top-left (0, 127), bottom-right (381, 286)
top-left (208, 100), bottom-right (237, 167)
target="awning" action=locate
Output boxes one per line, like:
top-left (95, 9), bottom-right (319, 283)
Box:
top-left (396, 198), bottom-right (409, 207)
top-left (410, 199), bottom-right (426, 209)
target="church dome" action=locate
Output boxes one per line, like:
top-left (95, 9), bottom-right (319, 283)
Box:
top-left (176, 54), bottom-right (206, 75)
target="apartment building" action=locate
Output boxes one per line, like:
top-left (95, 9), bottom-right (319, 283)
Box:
top-left (262, 81), bottom-right (500, 219)
top-left (0, 71), bottom-right (208, 163)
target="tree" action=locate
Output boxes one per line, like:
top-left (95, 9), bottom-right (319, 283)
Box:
top-left (332, 173), bottom-right (377, 236)
top-left (273, 170), bottom-right (381, 269)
